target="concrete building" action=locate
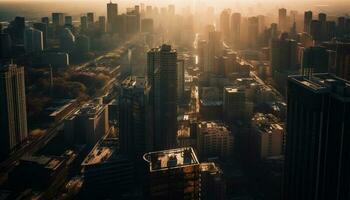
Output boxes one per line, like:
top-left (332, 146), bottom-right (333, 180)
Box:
top-left (223, 87), bottom-right (247, 122)
top-left (107, 2), bottom-right (118, 33)
top-left (304, 11), bottom-right (313, 34)
top-left (0, 64), bottom-right (28, 157)
top-left (197, 121), bottom-right (234, 159)
top-left (81, 138), bottom-right (134, 197)
top-left (283, 74), bottom-right (350, 200)
top-left (251, 113), bottom-right (284, 161)
top-left (24, 27), bottom-right (43, 53)
top-left (200, 162), bottom-right (226, 200)
top-left (231, 13), bottom-right (241, 48)
top-left (52, 13), bottom-right (64, 27)
top-left (0, 33), bottom-right (12, 59)
top-left (143, 147), bottom-right (200, 200)
top-left (33, 22), bottom-right (47, 49)
top-left (98, 16), bottom-right (106, 33)
top-left (119, 76), bottom-right (150, 159)
top-left (60, 28), bottom-right (75, 53)
top-left (64, 16), bottom-right (73, 26)
top-left (207, 31), bottom-right (222, 72)
top-left (64, 102), bottom-right (109, 146)
top-left (147, 44), bottom-right (178, 150)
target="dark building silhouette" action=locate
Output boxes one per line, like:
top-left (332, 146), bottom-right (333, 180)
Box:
top-left (283, 74), bottom-right (350, 200)
top-left (147, 44), bottom-right (177, 150)
top-left (119, 76), bottom-right (150, 159)
top-left (33, 22), bottom-right (47, 49)
top-left (304, 11), bottom-right (312, 34)
top-left (0, 64), bottom-right (28, 157)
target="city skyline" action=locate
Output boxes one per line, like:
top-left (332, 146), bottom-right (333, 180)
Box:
top-left (0, 0), bottom-right (349, 199)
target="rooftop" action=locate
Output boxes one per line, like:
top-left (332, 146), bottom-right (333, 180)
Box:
top-left (143, 147), bottom-right (199, 172)
top-left (199, 162), bottom-right (222, 174)
top-left (252, 113), bottom-right (284, 134)
top-left (121, 76), bottom-right (146, 89)
top-left (82, 138), bottom-right (119, 166)
top-left (20, 155), bottom-right (65, 171)
top-left (289, 73), bottom-right (350, 101)
top-left (198, 121), bottom-right (230, 135)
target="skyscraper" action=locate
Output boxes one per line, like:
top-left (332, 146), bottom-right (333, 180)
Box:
top-left (80, 16), bottom-right (88, 32)
top-left (98, 16), bottom-right (106, 33)
top-left (0, 33), bottom-right (12, 59)
top-left (284, 74), bottom-right (350, 200)
top-left (119, 76), bottom-right (150, 158)
top-left (33, 22), bottom-right (47, 49)
top-left (220, 9), bottom-right (230, 42)
top-left (24, 27), bottom-right (43, 53)
top-left (335, 43), bottom-right (350, 81)
top-left (147, 44), bottom-right (177, 150)
top-left (107, 2), bottom-right (118, 33)
top-left (0, 64), bottom-right (28, 157)
top-left (64, 16), bottom-right (73, 26)
top-left (87, 12), bottom-right (94, 26)
top-left (52, 13), bottom-right (64, 27)
top-left (278, 8), bottom-right (287, 32)
top-left (304, 11), bottom-right (313, 34)
top-left (207, 31), bottom-right (222, 72)
top-left (230, 12), bottom-right (241, 47)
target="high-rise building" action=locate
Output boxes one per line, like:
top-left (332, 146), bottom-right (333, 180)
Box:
top-left (81, 138), bottom-right (134, 198)
top-left (64, 16), bottom-right (73, 26)
top-left (33, 22), bottom-right (47, 49)
top-left (98, 16), bottom-right (106, 33)
top-left (0, 33), bottom-right (12, 59)
top-left (230, 13), bottom-right (241, 47)
top-left (52, 13), bottom-right (64, 27)
top-left (318, 13), bottom-right (327, 41)
top-left (107, 2), bottom-right (118, 33)
top-left (207, 31), bottom-right (222, 72)
top-left (302, 46), bottom-right (330, 73)
top-left (220, 9), bottom-right (230, 42)
top-left (143, 147), bottom-right (200, 199)
top-left (251, 113), bottom-right (284, 161)
top-left (197, 40), bottom-right (208, 71)
top-left (283, 74), bottom-right (350, 200)
top-left (80, 16), bottom-right (88, 32)
top-left (335, 43), bottom-right (350, 81)
top-left (87, 12), bottom-right (94, 26)
top-left (270, 36), bottom-right (298, 72)
top-left (278, 8), bottom-right (287, 32)
top-left (197, 121), bottom-right (234, 159)
top-left (60, 28), bottom-right (75, 53)
top-left (147, 44), bottom-right (177, 150)
top-left (304, 11), bottom-right (313, 34)
top-left (0, 64), bottom-right (28, 157)
top-left (41, 17), bottom-right (49, 27)
top-left (177, 59), bottom-right (185, 102)
top-left (119, 76), bottom-right (150, 159)
top-left (200, 162), bottom-right (226, 200)
top-left (64, 102), bottom-right (109, 146)
top-left (248, 17), bottom-right (259, 48)
top-left (310, 20), bottom-right (322, 42)
top-left (24, 27), bottom-right (43, 53)
top-left (223, 87), bottom-right (246, 122)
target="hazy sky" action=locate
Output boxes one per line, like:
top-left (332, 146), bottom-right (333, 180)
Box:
top-left (0, 0), bottom-right (349, 21)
